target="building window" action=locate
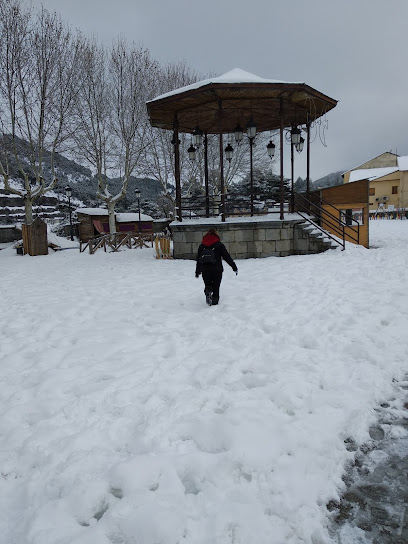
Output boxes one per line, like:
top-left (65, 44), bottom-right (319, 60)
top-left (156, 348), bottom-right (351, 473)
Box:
top-left (340, 208), bottom-right (364, 225)
top-left (392, 186), bottom-right (398, 194)
top-left (369, 187), bottom-right (375, 195)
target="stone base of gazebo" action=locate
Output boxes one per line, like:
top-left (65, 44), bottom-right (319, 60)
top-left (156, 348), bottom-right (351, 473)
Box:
top-left (171, 216), bottom-right (334, 260)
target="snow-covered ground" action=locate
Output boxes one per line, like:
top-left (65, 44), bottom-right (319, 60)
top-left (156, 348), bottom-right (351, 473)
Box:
top-left (1, 221), bottom-right (408, 544)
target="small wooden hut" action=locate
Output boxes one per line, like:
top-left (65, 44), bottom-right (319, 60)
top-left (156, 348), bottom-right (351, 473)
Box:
top-left (21, 217), bottom-right (48, 255)
top-left (76, 208), bottom-right (154, 243)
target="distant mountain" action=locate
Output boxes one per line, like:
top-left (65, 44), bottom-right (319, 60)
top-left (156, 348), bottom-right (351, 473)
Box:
top-left (293, 171), bottom-right (345, 193)
top-left (312, 171), bottom-right (344, 190)
top-left (0, 136), bottom-right (164, 218)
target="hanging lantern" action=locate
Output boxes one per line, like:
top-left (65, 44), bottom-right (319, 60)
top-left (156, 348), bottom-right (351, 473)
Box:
top-left (171, 135), bottom-right (180, 153)
top-left (171, 134), bottom-right (180, 146)
top-left (296, 136), bottom-right (305, 153)
top-left (187, 144), bottom-right (196, 161)
top-left (234, 124), bottom-right (243, 144)
top-left (192, 126), bottom-right (203, 147)
top-left (225, 143), bottom-right (233, 163)
top-left (246, 118), bottom-right (257, 139)
top-left (291, 127), bottom-right (301, 145)
top-left (266, 140), bottom-right (276, 159)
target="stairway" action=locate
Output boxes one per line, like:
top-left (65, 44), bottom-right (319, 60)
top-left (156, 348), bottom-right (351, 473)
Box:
top-left (294, 220), bottom-right (338, 254)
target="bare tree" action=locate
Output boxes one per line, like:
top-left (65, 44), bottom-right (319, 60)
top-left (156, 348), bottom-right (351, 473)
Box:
top-left (142, 60), bottom-right (201, 216)
top-left (74, 39), bottom-right (115, 231)
top-left (74, 38), bottom-right (158, 233)
top-left (0, 1), bottom-right (83, 223)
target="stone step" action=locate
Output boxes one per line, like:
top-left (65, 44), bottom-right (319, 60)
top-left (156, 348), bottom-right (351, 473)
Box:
top-left (298, 220), bottom-right (342, 251)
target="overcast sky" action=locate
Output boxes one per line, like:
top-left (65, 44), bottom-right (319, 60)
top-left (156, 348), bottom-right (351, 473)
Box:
top-left (31, 0), bottom-right (408, 181)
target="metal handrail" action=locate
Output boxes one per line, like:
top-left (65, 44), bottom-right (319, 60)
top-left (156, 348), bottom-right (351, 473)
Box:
top-left (294, 191), bottom-right (360, 246)
top-left (296, 211), bottom-right (345, 250)
top-left (296, 204), bottom-right (348, 249)
top-left (313, 192), bottom-right (360, 243)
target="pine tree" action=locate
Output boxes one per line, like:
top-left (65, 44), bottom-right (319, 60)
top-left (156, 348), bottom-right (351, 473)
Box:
top-left (231, 167), bottom-right (290, 200)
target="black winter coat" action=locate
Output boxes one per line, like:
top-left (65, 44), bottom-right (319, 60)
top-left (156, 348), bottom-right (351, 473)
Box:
top-left (196, 240), bottom-right (237, 275)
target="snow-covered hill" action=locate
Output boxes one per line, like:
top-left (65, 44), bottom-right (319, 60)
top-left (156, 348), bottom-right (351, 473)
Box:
top-left (0, 137), bottom-right (164, 223)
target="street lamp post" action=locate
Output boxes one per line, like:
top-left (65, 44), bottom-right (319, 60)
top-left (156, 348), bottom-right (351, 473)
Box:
top-left (65, 186), bottom-right (73, 241)
top-left (135, 189), bottom-right (142, 233)
top-left (246, 118), bottom-right (257, 216)
top-left (187, 189), bottom-right (192, 219)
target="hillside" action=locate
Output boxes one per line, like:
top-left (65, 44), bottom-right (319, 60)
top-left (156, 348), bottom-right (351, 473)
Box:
top-left (0, 137), bottom-right (164, 223)
top-left (312, 170), bottom-right (344, 189)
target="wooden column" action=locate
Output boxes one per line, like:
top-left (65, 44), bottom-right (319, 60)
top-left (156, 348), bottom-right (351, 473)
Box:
top-left (218, 99), bottom-right (225, 222)
top-left (306, 121), bottom-right (310, 196)
top-left (204, 132), bottom-right (210, 217)
top-left (174, 115), bottom-right (182, 222)
top-left (290, 138), bottom-right (294, 213)
top-left (250, 138), bottom-right (254, 217)
top-left (280, 99), bottom-right (284, 220)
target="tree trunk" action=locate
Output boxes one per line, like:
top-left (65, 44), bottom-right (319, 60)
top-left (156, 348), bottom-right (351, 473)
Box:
top-left (107, 201), bottom-right (116, 234)
top-left (24, 197), bottom-right (34, 224)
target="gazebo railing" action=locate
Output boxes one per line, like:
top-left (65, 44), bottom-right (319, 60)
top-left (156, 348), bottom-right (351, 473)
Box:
top-left (180, 193), bottom-right (289, 219)
top-left (180, 191), bottom-right (360, 250)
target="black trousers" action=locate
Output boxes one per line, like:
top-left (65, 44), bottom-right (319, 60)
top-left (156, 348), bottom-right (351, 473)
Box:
top-left (202, 269), bottom-right (223, 303)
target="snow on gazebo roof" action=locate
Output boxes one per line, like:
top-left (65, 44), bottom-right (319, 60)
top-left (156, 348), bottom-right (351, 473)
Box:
top-left (148, 68), bottom-right (296, 102)
top-left (146, 67), bottom-right (337, 134)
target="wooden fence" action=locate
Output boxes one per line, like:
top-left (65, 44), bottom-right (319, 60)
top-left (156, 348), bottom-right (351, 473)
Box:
top-left (80, 232), bottom-right (154, 254)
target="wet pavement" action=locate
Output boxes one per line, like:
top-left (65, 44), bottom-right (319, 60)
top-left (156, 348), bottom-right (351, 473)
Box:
top-left (328, 378), bottom-right (408, 543)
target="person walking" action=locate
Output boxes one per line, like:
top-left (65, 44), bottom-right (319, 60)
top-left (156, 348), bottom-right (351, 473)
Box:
top-left (195, 228), bottom-right (238, 306)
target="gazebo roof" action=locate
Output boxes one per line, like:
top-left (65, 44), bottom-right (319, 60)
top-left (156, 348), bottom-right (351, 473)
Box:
top-left (147, 68), bottom-right (337, 134)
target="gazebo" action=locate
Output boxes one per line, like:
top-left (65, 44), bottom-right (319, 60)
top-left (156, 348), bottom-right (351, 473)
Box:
top-left (146, 68), bottom-right (337, 221)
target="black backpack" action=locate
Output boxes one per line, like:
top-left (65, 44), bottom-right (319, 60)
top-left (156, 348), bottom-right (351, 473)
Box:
top-left (199, 246), bottom-right (216, 264)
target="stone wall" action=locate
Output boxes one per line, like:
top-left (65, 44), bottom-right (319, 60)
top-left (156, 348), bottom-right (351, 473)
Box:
top-left (171, 219), bottom-right (333, 260)
top-left (0, 225), bottom-right (21, 243)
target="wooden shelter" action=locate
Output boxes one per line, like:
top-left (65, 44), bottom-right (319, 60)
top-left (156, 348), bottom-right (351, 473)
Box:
top-left (77, 208), bottom-right (153, 243)
top-left (146, 68), bottom-right (337, 221)
top-left (315, 179), bottom-right (369, 248)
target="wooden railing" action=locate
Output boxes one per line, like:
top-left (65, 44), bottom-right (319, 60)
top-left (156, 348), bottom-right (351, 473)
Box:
top-left (80, 232), bottom-right (154, 254)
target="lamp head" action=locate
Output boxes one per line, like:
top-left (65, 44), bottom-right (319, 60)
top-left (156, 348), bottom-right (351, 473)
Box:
top-left (188, 144), bottom-right (197, 161)
top-left (246, 118), bottom-right (257, 139)
top-left (225, 143), bottom-right (234, 163)
top-left (266, 140), bottom-right (276, 159)
top-left (192, 126), bottom-right (203, 147)
top-left (234, 124), bottom-right (243, 144)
